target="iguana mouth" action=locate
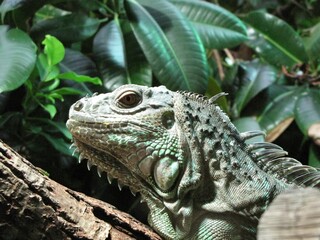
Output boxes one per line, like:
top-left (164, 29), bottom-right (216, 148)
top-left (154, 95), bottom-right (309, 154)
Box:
top-left (70, 136), bottom-right (159, 198)
top-left (67, 116), bottom-right (183, 200)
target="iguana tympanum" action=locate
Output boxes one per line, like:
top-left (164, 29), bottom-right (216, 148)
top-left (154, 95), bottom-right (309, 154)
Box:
top-left (67, 84), bottom-right (320, 240)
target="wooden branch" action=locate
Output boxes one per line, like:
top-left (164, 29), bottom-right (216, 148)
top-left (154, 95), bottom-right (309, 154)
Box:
top-left (258, 188), bottom-right (320, 240)
top-left (0, 140), bottom-right (161, 240)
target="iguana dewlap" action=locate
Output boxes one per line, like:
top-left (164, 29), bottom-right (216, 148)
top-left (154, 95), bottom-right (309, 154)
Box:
top-left (67, 84), bottom-right (320, 240)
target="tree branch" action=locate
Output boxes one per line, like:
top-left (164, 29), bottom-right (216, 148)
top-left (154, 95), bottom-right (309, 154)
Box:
top-left (0, 140), bottom-right (161, 240)
top-left (258, 188), bottom-right (320, 240)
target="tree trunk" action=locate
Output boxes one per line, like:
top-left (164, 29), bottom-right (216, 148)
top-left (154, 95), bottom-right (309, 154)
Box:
top-left (0, 140), bottom-right (161, 240)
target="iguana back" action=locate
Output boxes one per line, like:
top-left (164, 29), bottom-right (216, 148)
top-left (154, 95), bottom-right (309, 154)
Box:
top-left (67, 84), bottom-right (320, 239)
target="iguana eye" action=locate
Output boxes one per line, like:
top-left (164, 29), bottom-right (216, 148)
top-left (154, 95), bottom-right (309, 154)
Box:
top-left (116, 91), bottom-right (141, 108)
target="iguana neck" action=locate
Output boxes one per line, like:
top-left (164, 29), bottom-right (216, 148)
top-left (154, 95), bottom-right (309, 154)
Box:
top-left (162, 93), bottom-right (289, 237)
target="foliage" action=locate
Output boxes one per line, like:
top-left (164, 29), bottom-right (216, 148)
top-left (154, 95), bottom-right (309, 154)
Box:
top-left (0, 0), bottom-right (320, 223)
top-left (0, 31), bottom-right (101, 157)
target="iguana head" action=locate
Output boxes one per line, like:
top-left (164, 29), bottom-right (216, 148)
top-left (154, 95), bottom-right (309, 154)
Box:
top-left (67, 84), bottom-right (183, 197)
top-left (67, 84), bottom-right (214, 238)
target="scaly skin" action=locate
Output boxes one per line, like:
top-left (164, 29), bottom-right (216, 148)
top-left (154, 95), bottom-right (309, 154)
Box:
top-left (67, 84), bottom-right (320, 239)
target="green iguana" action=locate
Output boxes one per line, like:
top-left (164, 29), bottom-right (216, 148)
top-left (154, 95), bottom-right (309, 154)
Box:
top-left (67, 84), bottom-right (320, 240)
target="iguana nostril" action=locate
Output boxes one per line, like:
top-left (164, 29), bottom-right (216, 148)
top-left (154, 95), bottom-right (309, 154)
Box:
top-left (74, 101), bottom-right (84, 111)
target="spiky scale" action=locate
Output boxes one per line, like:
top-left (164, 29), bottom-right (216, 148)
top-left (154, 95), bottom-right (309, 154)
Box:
top-left (69, 143), bottom-right (76, 149)
top-left (97, 167), bottom-right (102, 177)
top-left (130, 188), bottom-right (136, 196)
top-left (240, 131), bottom-right (266, 141)
top-left (78, 153), bottom-right (85, 164)
top-left (87, 160), bottom-right (92, 171)
top-left (255, 149), bottom-right (288, 160)
top-left (118, 181), bottom-right (123, 191)
top-left (208, 92), bottom-right (228, 104)
top-left (107, 174), bottom-right (113, 184)
top-left (72, 148), bottom-right (79, 157)
top-left (247, 142), bottom-right (283, 151)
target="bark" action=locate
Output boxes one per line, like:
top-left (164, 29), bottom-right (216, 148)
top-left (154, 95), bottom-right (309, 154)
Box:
top-left (0, 140), bottom-right (161, 240)
top-left (258, 188), bottom-right (320, 240)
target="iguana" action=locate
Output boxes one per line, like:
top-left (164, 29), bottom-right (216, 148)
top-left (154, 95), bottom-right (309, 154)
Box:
top-left (67, 84), bottom-right (320, 240)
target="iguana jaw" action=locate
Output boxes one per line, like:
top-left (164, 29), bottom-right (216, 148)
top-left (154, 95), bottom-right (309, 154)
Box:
top-left (71, 137), bottom-right (143, 193)
top-left (67, 114), bottom-right (183, 201)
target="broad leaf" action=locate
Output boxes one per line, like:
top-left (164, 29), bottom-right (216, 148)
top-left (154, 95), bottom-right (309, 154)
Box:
top-left (233, 60), bottom-right (277, 115)
top-left (243, 11), bottom-right (308, 67)
top-left (304, 22), bottom-right (320, 61)
top-left (233, 117), bottom-right (264, 143)
top-left (31, 13), bottom-right (100, 43)
top-left (60, 48), bottom-right (98, 76)
top-left (36, 53), bottom-right (60, 82)
top-left (42, 104), bottom-right (57, 119)
top-left (1, 0), bottom-right (52, 29)
top-left (42, 35), bottom-right (65, 66)
top-left (34, 118), bottom-right (72, 139)
top-left (0, 0), bottom-right (26, 21)
top-left (93, 19), bottom-right (152, 90)
top-left (0, 26), bottom-right (37, 93)
top-left (34, 4), bottom-right (70, 24)
top-left (170, 0), bottom-right (247, 49)
top-left (295, 89), bottom-right (320, 135)
top-left (258, 88), bottom-right (302, 141)
top-left (40, 132), bottom-right (72, 156)
top-left (309, 144), bottom-right (320, 168)
top-left (124, 0), bottom-right (208, 93)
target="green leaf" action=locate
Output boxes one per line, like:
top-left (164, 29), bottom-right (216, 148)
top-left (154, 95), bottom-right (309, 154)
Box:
top-left (42, 78), bottom-right (60, 92)
top-left (36, 52), bottom-right (60, 82)
top-left (44, 65), bottom-right (60, 82)
top-left (31, 13), bottom-right (100, 43)
top-left (40, 132), bottom-right (72, 156)
top-left (0, 0), bottom-right (24, 21)
top-left (304, 22), bottom-right (320, 61)
top-left (58, 72), bottom-right (102, 85)
top-left (258, 89), bottom-right (301, 140)
top-left (0, 0), bottom-right (49, 23)
top-left (33, 118), bottom-right (72, 139)
top-left (47, 92), bottom-right (64, 101)
top-left (124, 0), bottom-right (209, 93)
top-left (52, 87), bottom-right (83, 96)
top-left (243, 11), bottom-right (308, 67)
top-left (0, 26), bottom-right (37, 93)
top-left (34, 4), bottom-right (70, 24)
top-left (93, 19), bottom-right (152, 90)
top-left (295, 89), bottom-right (320, 135)
top-left (233, 60), bottom-right (277, 115)
top-left (309, 144), bottom-right (320, 168)
top-left (60, 48), bottom-right (98, 76)
top-left (36, 53), bottom-right (48, 80)
top-left (170, 0), bottom-right (247, 49)
top-left (42, 104), bottom-right (57, 119)
top-left (233, 117), bottom-right (264, 143)
top-left (42, 35), bottom-right (65, 66)
top-left (0, 111), bottom-right (22, 128)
